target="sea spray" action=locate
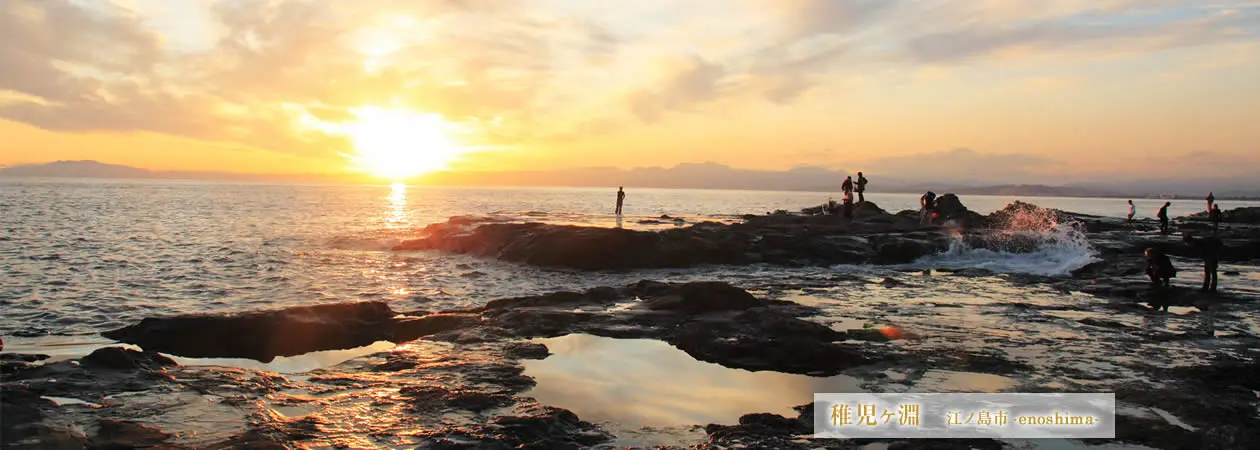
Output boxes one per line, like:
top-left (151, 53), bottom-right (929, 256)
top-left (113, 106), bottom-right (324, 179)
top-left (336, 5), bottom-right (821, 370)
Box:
top-left (905, 202), bottom-right (1100, 276)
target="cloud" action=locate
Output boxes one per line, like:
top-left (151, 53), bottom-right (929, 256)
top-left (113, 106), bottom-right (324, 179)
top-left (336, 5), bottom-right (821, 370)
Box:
top-left (903, 4), bottom-right (1260, 64)
top-left (626, 55), bottom-right (728, 122)
top-left (0, 0), bottom-right (1257, 169)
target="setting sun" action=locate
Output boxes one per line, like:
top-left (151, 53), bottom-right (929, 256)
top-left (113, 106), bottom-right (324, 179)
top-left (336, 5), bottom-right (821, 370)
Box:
top-left (340, 107), bottom-right (467, 180)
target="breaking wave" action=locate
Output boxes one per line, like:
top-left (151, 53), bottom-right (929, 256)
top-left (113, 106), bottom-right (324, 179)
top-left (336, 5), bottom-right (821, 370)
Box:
top-left (908, 203), bottom-right (1099, 276)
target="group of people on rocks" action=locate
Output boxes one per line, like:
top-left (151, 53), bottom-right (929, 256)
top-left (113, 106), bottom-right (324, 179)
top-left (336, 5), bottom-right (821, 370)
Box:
top-left (1144, 192), bottom-right (1226, 295)
top-left (824, 172), bottom-right (869, 218)
top-left (1133, 192), bottom-right (1224, 234)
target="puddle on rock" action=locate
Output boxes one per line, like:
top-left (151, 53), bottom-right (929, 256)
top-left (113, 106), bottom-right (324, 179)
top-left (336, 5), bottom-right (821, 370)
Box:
top-left (911, 370), bottom-right (1017, 393)
top-left (167, 341), bottom-right (397, 373)
top-left (521, 334), bottom-right (862, 447)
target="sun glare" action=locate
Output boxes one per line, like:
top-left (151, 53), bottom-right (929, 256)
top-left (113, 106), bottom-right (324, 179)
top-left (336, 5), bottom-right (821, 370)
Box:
top-left (341, 107), bottom-right (467, 180)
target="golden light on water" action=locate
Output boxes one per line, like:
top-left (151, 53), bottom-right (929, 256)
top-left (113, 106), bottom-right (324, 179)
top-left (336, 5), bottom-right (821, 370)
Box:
top-left (341, 107), bottom-right (469, 181)
top-left (385, 182), bottom-right (410, 230)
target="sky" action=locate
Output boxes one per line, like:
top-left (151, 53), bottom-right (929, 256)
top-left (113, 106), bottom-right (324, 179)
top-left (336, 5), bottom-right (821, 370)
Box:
top-left (1, 0), bottom-right (1259, 183)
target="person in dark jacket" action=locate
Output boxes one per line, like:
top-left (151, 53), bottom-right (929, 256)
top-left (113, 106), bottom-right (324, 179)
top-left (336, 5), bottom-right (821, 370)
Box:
top-left (1210, 204), bottom-right (1222, 232)
top-left (1157, 202), bottom-right (1171, 234)
top-left (920, 191), bottom-right (937, 225)
top-left (841, 176), bottom-right (853, 196)
top-left (1206, 192), bottom-right (1215, 212)
top-left (1183, 233), bottom-right (1223, 293)
top-left (1145, 248), bottom-right (1175, 287)
top-left (856, 172), bottom-right (868, 203)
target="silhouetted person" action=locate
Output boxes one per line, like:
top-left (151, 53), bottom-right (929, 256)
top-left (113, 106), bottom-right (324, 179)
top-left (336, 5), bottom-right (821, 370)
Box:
top-left (841, 176), bottom-right (853, 196)
top-left (615, 187), bottom-right (625, 216)
top-left (1210, 204), bottom-right (1222, 232)
top-left (843, 191), bottom-right (854, 219)
top-left (1144, 248), bottom-right (1175, 288)
top-left (1126, 200), bottom-right (1135, 223)
top-left (1183, 233), bottom-right (1222, 293)
top-left (856, 172), bottom-right (868, 203)
top-left (1206, 192), bottom-right (1215, 212)
top-left (920, 191), bottom-right (937, 225)
top-left (1157, 202), bottom-right (1171, 234)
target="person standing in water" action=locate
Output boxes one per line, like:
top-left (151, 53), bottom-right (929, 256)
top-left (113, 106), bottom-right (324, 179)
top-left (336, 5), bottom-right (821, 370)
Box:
top-left (1127, 200), bottom-right (1135, 223)
top-left (1183, 233), bottom-right (1223, 293)
top-left (1206, 192), bottom-right (1215, 212)
top-left (856, 172), bottom-right (868, 203)
top-left (1157, 202), bottom-right (1171, 234)
top-left (615, 187), bottom-right (625, 216)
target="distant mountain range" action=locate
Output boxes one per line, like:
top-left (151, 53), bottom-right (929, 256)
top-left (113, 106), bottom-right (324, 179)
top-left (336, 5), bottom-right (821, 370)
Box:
top-left (3, 160), bottom-right (1258, 199)
top-left (0, 160), bottom-right (366, 184)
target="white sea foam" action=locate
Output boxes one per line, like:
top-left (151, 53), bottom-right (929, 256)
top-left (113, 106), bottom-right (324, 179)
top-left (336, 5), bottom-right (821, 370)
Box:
top-left (904, 205), bottom-right (1099, 277)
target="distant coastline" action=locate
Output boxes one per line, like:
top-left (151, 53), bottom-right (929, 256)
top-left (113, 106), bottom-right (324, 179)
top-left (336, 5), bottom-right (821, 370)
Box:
top-left (3, 160), bottom-right (1258, 201)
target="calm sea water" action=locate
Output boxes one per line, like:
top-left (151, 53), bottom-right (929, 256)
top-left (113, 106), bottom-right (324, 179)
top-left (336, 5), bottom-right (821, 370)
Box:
top-left (2, 178), bottom-right (1256, 347)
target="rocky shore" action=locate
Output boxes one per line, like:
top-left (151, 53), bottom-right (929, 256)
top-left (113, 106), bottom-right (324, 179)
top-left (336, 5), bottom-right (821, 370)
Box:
top-left (392, 199), bottom-right (1260, 271)
top-left (4, 200), bottom-right (1259, 449)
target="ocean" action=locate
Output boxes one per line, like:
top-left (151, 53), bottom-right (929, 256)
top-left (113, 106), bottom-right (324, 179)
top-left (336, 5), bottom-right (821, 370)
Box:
top-left (6, 178), bottom-right (1260, 448)
top-left (1, 178), bottom-right (1256, 354)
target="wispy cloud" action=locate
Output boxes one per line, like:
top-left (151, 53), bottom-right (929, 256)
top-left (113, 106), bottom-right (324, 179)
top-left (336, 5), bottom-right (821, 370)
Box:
top-left (1, 0), bottom-right (1257, 177)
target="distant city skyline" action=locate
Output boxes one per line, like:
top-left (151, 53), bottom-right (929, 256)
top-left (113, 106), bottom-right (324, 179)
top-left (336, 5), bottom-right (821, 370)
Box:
top-left (1, 1), bottom-right (1259, 181)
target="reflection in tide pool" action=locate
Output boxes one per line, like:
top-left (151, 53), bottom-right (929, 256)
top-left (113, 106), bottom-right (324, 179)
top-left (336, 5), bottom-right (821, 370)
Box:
top-left (521, 334), bottom-right (863, 431)
top-left (167, 341), bottom-right (397, 373)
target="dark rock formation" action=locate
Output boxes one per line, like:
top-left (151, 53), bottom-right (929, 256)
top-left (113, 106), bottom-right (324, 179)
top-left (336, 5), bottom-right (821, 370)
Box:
top-left (81, 347), bottom-right (176, 371)
top-left (102, 301), bottom-right (397, 361)
top-left (391, 314), bottom-right (481, 342)
top-left (394, 205), bottom-right (957, 270)
top-left (1184, 206), bottom-right (1260, 224)
top-left (639, 281), bottom-right (764, 313)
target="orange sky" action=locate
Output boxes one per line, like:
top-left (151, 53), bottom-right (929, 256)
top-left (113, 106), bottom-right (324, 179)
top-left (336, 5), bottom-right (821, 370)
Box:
top-left (2, 0), bottom-right (1259, 182)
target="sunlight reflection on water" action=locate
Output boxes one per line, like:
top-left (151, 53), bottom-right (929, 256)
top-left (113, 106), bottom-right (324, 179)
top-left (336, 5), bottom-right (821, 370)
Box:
top-left (521, 334), bottom-right (862, 429)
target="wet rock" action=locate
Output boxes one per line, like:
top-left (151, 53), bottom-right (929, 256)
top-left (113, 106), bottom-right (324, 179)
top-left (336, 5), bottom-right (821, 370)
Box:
top-left (583, 286), bottom-right (621, 301)
top-left (396, 223), bottom-right (734, 270)
top-left (391, 314), bottom-right (481, 342)
top-left (487, 406), bottom-right (612, 448)
top-left (931, 193), bottom-right (968, 220)
top-left (393, 205), bottom-right (959, 269)
top-left (401, 385), bottom-right (514, 413)
top-left (102, 301), bottom-right (396, 361)
top-left (1078, 318), bottom-right (1136, 330)
top-left (837, 328), bottom-right (895, 342)
top-left (870, 234), bottom-right (951, 264)
top-left (670, 319), bottom-right (868, 376)
top-left (1, 353), bottom-right (49, 376)
top-left (640, 281), bottom-right (765, 314)
top-left (1185, 206), bottom-right (1260, 224)
top-left (705, 412), bottom-right (808, 438)
top-left (481, 291), bottom-right (610, 311)
top-left (89, 419), bottom-right (171, 448)
top-left (879, 277), bottom-right (902, 288)
top-left (81, 347), bottom-right (176, 371)
top-left (504, 342), bottom-right (550, 360)
top-left (0, 388), bottom-right (57, 445)
top-left (1172, 358), bottom-right (1260, 391)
